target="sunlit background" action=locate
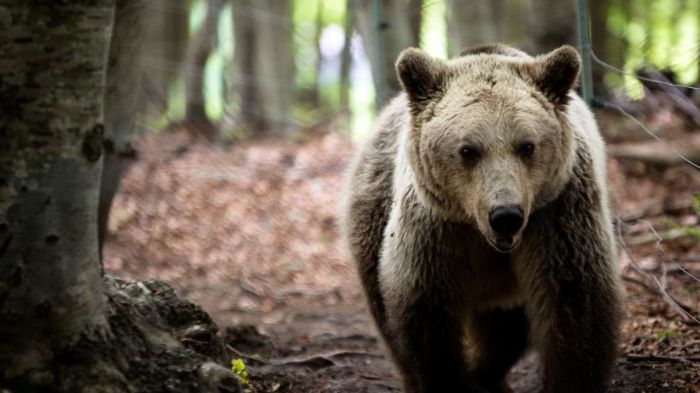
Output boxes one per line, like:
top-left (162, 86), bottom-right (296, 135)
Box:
top-left (137, 0), bottom-right (700, 140)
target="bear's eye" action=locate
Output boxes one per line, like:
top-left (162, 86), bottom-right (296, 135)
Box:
top-left (517, 142), bottom-right (535, 158)
top-left (459, 145), bottom-right (480, 162)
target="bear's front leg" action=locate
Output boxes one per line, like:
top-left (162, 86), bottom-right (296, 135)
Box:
top-left (528, 275), bottom-right (620, 393)
top-left (519, 176), bottom-right (622, 393)
top-left (383, 290), bottom-right (486, 393)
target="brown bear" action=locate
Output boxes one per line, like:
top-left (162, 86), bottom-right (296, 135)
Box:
top-left (340, 44), bottom-right (622, 393)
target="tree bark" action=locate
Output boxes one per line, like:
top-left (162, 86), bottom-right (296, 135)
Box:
top-left (355, 0), bottom-right (420, 106)
top-left (310, 1), bottom-right (325, 107)
top-left (231, 0), bottom-right (261, 134)
top-left (0, 0), bottom-right (114, 380)
top-left (184, 0), bottom-right (225, 137)
top-left (589, 0), bottom-right (606, 96)
top-left (339, 1), bottom-right (355, 111)
top-left (526, 0), bottom-right (577, 55)
top-left (408, 0), bottom-right (422, 48)
top-left (99, 0), bottom-right (147, 256)
top-left (231, 0), bottom-right (295, 135)
top-left (446, 0), bottom-right (506, 56)
top-left (0, 4), bottom-right (241, 391)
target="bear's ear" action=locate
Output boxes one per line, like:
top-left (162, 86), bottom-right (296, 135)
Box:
top-left (524, 45), bottom-right (580, 107)
top-left (396, 48), bottom-right (449, 114)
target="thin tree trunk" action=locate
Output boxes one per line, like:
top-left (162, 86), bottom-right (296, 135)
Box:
top-left (608, 0), bottom-right (630, 72)
top-left (590, 0), bottom-right (609, 97)
top-left (495, 0), bottom-right (529, 48)
top-left (231, 0), bottom-right (295, 135)
top-left (0, 0), bottom-right (114, 379)
top-left (356, 0), bottom-right (420, 106)
top-left (446, 0), bottom-right (505, 56)
top-left (232, 0), bottom-right (262, 133)
top-left (99, 0), bottom-right (147, 256)
top-left (527, 0), bottom-right (577, 55)
top-left (408, 0), bottom-right (422, 47)
top-left (255, 0), bottom-right (295, 135)
top-left (142, 0), bottom-right (191, 121)
top-left (184, 0), bottom-right (225, 137)
top-left (339, 1), bottom-right (355, 111)
top-left (310, 1), bottom-right (325, 107)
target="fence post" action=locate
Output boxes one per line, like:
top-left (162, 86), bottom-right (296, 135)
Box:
top-left (576, 0), bottom-right (594, 106)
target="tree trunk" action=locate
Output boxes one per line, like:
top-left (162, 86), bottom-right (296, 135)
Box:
top-left (0, 4), bottom-right (242, 391)
top-left (0, 0), bottom-right (114, 380)
top-left (607, 0), bottom-right (630, 74)
top-left (408, 0), bottom-right (422, 48)
top-left (231, 0), bottom-right (295, 135)
top-left (184, 0), bottom-right (225, 137)
top-left (99, 0), bottom-right (147, 256)
top-left (142, 0), bottom-right (191, 121)
top-left (339, 1), bottom-right (355, 111)
top-left (310, 1), bottom-right (325, 107)
top-left (526, 0), bottom-right (577, 55)
top-left (231, 0), bottom-right (261, 134)
top-left (446, 0), bottom-right (506, 56)
top-left (589, 0), bottom-right (609, 97)
top-left (355, 0), bottom-right (420, 106)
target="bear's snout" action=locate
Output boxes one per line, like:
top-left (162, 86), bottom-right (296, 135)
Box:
top-left (488, 205), bottom-right (524, 236)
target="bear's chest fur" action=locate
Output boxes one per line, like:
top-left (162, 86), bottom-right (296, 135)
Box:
top-left (379, 193), bottom-right (526, 311)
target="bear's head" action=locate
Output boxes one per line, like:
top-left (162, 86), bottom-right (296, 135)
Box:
top-left (396, 44), bottom-right (580, 253)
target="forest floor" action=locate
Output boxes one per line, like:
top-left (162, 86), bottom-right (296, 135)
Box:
top-left (104, 115), bottom-right (700, 392)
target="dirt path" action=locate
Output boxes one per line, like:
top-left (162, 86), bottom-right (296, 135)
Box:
top-left (222, 307), bottom-right (699, 393)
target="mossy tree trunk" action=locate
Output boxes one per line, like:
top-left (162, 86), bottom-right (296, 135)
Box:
top-left (0, 0), bottom-right (115, 382)
top-left (99, 0), bottom-right (148, 255)
top-left (0, 4), bottom-right (239, 391)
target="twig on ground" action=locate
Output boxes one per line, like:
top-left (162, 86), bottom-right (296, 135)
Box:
top-left (622, 275), bottom-right (696, 318)
top-left (227, 344), bottom-right (383, 369)
top-left (624, 228), bottom-right (691, 247)
top-left (679, 339), bottom-right (700, 351)
top-left (626, 353), bottom-right (700, 363)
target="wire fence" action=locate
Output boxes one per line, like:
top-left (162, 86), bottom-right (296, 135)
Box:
top-left (572, 0), bottom-right (700, 324)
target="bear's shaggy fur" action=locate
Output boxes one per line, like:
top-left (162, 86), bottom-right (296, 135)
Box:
top-left (340, 44), bottom-right (622, 393)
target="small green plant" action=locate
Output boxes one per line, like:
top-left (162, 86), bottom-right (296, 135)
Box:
top-left (655, 330), bottom-right (676, 340)
top-left (231, 358), bottom-right (249, 386)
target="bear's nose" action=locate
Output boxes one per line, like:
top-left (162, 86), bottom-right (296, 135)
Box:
top-left (489, 205), bottom-right (524, 236)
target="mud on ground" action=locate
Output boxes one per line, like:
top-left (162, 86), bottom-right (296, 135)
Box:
top-left (104, 129), bottom-right (700, 392)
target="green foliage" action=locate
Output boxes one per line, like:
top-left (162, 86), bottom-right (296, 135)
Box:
top-left (685, 226), bottom-right (700, 240)
top-left (231, 358), bottom-right (249, 386)
top-left (692, 194), bottom-right (700, 216)
top-left (655, 329), bottom-right (676, 340)
top-left (607, 0), bottom-right (700, 98)
top-left (420, 0), bottom-right (447, 59)
top-left (660, 195), bottom-right (700, 240)
top-left (152, 0), bottom-right (700, 135)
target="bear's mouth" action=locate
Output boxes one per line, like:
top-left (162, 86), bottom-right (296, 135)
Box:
top-left (490, 235), bottom-right (521, 253)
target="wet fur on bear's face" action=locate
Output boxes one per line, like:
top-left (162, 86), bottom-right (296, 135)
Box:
top-left (396, 45), bottom-right (580, 252)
